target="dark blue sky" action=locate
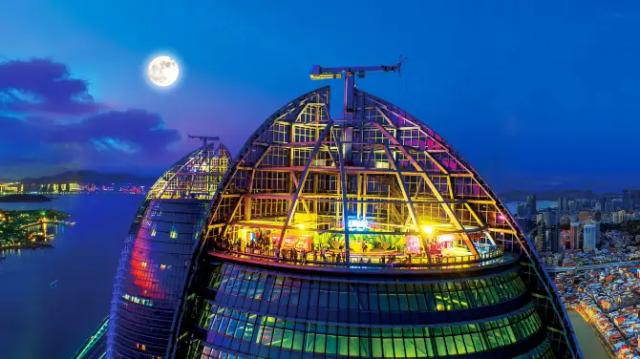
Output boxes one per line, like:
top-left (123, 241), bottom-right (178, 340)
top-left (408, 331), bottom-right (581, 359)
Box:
top-left (1, 1), bottom-right (639, 191)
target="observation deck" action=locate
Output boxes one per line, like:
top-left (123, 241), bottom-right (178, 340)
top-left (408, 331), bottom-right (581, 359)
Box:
top-left (209, 247), bottom-right (510, 276)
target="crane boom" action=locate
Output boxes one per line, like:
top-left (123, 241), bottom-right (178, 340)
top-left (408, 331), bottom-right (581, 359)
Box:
top-left (309, 63), bottom-right (403, 80)
top-left (309, 58), bottom-right (405, 118)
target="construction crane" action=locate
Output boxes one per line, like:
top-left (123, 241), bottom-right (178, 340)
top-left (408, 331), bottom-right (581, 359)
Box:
top-left (187, 134), bottom-right (220, 148)
top-left (310, 57), bottom-right (406, 118)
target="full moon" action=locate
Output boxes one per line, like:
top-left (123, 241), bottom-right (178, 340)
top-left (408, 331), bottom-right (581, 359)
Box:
top-left (147, 55), bottom-right (180, 87)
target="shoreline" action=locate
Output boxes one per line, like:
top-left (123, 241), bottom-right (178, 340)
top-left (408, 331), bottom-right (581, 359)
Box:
top-left (0, 194), bottom-right (51, 203)
top-left (0, 242), bottom-right (53, 252)
top-left (569, 307), bottom-right (615, 358)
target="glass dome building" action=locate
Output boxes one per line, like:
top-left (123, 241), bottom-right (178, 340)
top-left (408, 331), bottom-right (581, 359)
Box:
top-left (106, 142), bottom-right (230, 358)
top-left (168, 71), bottom-right (580, 359)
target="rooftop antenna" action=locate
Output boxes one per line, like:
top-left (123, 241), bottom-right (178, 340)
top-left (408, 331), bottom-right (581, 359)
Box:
top-left (187, 134), bottom-right (220, 148)
top-left (309, 56), bottom-right (406, 119)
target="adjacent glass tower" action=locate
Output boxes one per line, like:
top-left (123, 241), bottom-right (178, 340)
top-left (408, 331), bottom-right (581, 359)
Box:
top-left (107, 142), bottom-right (230, 358)
top-left (171, 86), bottom-right (580, 358)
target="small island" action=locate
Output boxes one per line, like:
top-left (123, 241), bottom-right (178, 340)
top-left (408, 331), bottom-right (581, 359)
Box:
top-left (0, 209), bottom-right (70, 251)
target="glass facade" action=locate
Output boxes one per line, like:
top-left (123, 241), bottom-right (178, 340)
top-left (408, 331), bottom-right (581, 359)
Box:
top-left (108, 200), bottom-right (209, 358)
top-left (107, 143), bottom-right (229, 358)
top-left (177, 260), bottom-right (548, 358)
top-left (198, 305), bottom-right (542, 357)
top-left (199, 264), bottom-right (528, 321)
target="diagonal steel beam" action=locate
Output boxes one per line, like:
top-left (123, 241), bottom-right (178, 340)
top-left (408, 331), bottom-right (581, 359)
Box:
top-left (219, 101), bottom-right (320, 235)
top-left (372, 122), bottom-right (478, 255)
top-left (209, 91), bottom-right (320, 225)
top-left (382, 144), bottom-right (419, 230)
top-left (332, 127), bottom-right (351, 263)
top-left (221, 144), bottom-right (273, 237)
top-left (376, 107), bottom-right (453, 178)
top-left (463, 202), bottom-right (496, 245)
top-left (374, 103), bottom-right (473, 174)
top-left (277, 121), bottom-right (334, 252)
top-left (290, 171), bottom-right (311, 214)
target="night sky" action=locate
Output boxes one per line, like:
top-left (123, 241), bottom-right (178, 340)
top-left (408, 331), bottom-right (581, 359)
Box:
top-left (1, 1), bottom-right (639, 191)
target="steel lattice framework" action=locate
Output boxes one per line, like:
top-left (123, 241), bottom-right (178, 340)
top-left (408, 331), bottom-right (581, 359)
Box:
top-left (196, 86), bottom-right (580, 357)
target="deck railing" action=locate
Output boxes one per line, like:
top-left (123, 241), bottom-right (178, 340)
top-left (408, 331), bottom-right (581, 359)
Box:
top-left (215, 245), bottom-right (504, 269)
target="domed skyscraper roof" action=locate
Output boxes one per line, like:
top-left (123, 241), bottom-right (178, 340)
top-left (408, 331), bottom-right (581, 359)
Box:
top-left (168, 65), bottom-right (580, 358)
top-left (146, 142), bottom-right (230, 201)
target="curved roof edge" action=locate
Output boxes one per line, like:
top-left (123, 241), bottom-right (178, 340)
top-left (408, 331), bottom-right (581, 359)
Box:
top-left (355, 88), bottom-right (581, 358)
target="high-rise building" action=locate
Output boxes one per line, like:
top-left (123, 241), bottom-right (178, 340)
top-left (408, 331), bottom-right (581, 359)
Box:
top-left (525, 194), bottom-right (537, 217)
top-left (167, 75), bottom-right (578, 357)
top-left (557, 197), bottom-right (568, 213)
top-left (535, 209), bottom-right (559, 253)
top-left (87, 65), bottom-right (579, 358)
top-left (569, 222), bottom-right (581, 250)
top-left (106, 142), bottom-right (230, 358)
top-left (517, 202), bottom-right (529, 218)
top-left (613, 210), bottom-right (627, 224)
top-left (546, 229), bottom-right (560, 253)
top-left (582, 222), bottom-right (599, 252)
top-left (541, 209), bottom-right (558, 227)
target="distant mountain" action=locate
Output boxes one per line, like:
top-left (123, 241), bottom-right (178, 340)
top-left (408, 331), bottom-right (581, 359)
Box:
top-left (498, 189), bottom-right (598, 202)
top-left (20, 170), bottom-right (156, 186)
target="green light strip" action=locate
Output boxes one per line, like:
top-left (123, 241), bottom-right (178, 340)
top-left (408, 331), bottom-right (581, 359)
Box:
top-left (73, 316), bottom-right (109, 359)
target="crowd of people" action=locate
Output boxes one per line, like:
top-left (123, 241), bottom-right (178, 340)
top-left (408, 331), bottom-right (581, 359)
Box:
top-left (213, 235), bottom-right (502, 268)
top-left (235, 242), bottom-right (496, 268)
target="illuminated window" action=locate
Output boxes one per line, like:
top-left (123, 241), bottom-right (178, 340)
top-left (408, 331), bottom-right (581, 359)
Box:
top-left (122, 293), bottom-right (154, 307)
top-left (135, 343), bottom-right (146, 351)
top-left (169, 224), bottom-right (178, 239)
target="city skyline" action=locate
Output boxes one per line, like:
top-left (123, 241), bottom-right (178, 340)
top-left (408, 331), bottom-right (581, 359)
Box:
top-left (2, 1), bottom-right (640, 191)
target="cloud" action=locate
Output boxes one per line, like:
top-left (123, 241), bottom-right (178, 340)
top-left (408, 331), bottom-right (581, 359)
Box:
top-left (48, 109), bottom-right (181, 156)
top-left (0, 58), bottom-right (182, 177)
top-left (0, 58), bottom-right (101, 114)
top-left (0, 110), bottom-right (180, 170)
